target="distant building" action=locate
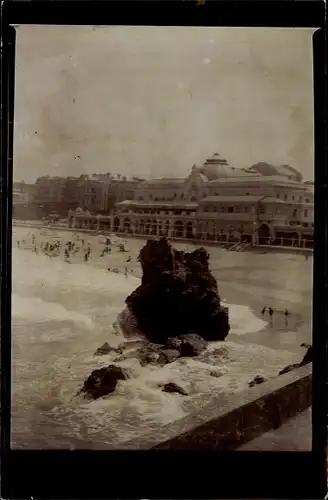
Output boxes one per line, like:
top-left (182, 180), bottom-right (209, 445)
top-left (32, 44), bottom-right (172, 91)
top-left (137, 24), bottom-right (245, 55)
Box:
top-left (68, 153), bottom-right (313, 249)
top-left (12, 182), bottom-right (38, 219)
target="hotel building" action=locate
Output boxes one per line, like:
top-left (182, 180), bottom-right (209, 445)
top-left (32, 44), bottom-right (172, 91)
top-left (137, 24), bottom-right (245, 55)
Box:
top-left (68, 153), bottom-right (314, 248)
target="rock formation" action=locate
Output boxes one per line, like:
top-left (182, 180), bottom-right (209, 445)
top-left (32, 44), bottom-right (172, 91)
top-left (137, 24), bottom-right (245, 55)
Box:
top-left (248, 375), bottom-right (267, 387)
top-left (78, 365), bottom-right (129, 399)
top-left (279, 345), bottom-right (312, 376)
top-left (113, 334), bottom-right (208, 367)
top-left (162, 382), bottom-right (189, 396)
top-left (125, 237), bottom-right (230, 344)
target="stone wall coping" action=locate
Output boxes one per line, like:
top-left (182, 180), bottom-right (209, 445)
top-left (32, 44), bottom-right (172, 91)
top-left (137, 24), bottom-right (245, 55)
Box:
top-left (120, 364), bottom-right (312, 450)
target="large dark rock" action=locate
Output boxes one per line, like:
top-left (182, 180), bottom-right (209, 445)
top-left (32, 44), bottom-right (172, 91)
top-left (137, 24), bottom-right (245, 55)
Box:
top-left (125, 237), bottom-right (230, 344)
top-left (78, 365), bottom-right (129, 399)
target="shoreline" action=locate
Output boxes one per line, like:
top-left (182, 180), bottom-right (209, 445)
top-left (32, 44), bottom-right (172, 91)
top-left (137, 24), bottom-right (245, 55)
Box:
top-left (12, 219), bottom-right (313, 256)
top-left (12, 226), bottom-right (312, 352)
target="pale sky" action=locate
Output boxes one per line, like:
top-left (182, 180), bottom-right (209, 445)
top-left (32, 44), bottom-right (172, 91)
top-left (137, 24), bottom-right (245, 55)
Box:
top-left (13, 25), bottom-right (315, 183)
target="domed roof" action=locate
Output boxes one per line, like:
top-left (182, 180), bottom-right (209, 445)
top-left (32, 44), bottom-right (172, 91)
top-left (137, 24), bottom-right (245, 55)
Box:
top-left (200, 153), bottom-right (238, 180)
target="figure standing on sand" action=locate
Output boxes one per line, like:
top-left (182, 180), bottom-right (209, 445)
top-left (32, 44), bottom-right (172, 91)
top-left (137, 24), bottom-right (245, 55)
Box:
top-left (261, 307), bottom-right (266, 315)
top-left (284, 309), bottom-right (289, 326)
top-left (268, 307), bottom-right (274, 324)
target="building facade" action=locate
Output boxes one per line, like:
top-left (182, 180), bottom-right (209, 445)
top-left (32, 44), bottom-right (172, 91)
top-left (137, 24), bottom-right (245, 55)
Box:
top-left (67, 153), bottom-right (314, 248)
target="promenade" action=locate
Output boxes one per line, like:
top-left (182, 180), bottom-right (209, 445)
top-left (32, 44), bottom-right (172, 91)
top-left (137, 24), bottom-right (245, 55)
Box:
top-left (238, 407), bottom-right (311, 451)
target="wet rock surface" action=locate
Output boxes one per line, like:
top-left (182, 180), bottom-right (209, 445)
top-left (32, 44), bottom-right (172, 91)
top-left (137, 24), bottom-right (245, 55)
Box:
top-left (279, 345), bottom-right (312, 376)
top-left (111, 334), bottom-right (208, 367)
top-left (125, 237), bottom-right (230, 344)
top-left (94, 342), bottom-right (119, 356)
top-left (248, 375), bottom-right (267, 387)
top-left (78, 365), bottom-right (129, 400)
top-left (162, 382), bottom-right (189, 396)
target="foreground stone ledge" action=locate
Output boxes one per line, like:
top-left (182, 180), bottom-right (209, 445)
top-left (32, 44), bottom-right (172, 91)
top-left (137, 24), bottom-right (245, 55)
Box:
top-left (121, 364), bottom-right (311, 450)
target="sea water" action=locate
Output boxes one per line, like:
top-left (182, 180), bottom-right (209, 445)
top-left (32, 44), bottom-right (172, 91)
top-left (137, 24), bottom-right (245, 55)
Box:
top-left (11, 247), bottom-right (306, 449)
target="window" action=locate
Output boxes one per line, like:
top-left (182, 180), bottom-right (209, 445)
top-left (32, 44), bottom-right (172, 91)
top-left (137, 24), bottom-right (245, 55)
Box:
top-left (292, 209), bottom-right (297, 218)
top-left (305, 198), bottom-right (309, 203)
top-left (227, 206), bottom-right (233, 213)
top-left (277, 193), bottom-right (280, 198)
top-left (275, 208), bottom-right (280, 214)
top-left (304, 209), bottom-right (308, 217)
top-left (246, 192), bottom-right (250, 196)
top-left (259, 207), bottom-right (265, 214)
top-left (244, 206), bottom-right (248, 213)
top-left (299, 196), bottom-right (303, 202)
top-left (284, 194), bottom-right (288, 201)
top-left (292, 195), bottom-right (295, 201)
top-left (235, 206), bottom-right (241, 213)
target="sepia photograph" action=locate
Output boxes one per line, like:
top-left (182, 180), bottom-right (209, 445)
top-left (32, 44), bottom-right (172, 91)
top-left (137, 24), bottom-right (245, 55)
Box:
top-left (11, 25), bottom-right (314, 451)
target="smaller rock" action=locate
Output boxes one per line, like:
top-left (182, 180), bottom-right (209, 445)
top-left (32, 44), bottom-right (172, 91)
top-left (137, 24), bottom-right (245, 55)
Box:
top-left (279, 363), bottom-right (300, 376)
top-left (157, 348), bottom-right (181, 365)
top-left (79, 365), bottom-right (129, 400)
top-left (248, 375), bottom-right (267, 387)
top-left (165, 337), bottom-right (182, 350)
top-left (300, 346), bottom-right (312, 366)
top-left (162, 382), bottom-right (188, 396)
top-left (210, 370), bottom-right (222, 378)
top-left (179, 334), bottom-right (208, 357)
top-left (93, 342), bottom-right (116, 356)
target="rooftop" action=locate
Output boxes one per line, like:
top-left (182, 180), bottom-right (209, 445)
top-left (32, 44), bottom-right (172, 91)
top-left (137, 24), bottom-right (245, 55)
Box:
top-left (201, 195), bottom-right (286, 204)
top-left (116, 200), bottom-right (198, 209)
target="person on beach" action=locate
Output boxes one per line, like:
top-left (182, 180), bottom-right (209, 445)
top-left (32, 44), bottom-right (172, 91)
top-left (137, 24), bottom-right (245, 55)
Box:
top-left (124, 266), bottom-right (128, 278)
top-left (64, 248), bottom-right (70, 262)
top-left (17, 240), bottom-right (20, 248)
top-left (284, 309), bottom-right (289, 326)
top-left (268, 307), bottom-right (274, 324)
top-left (84, 251), bottom-right (89, 262)
top-left (261, 307), bottom-right (266, 315)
